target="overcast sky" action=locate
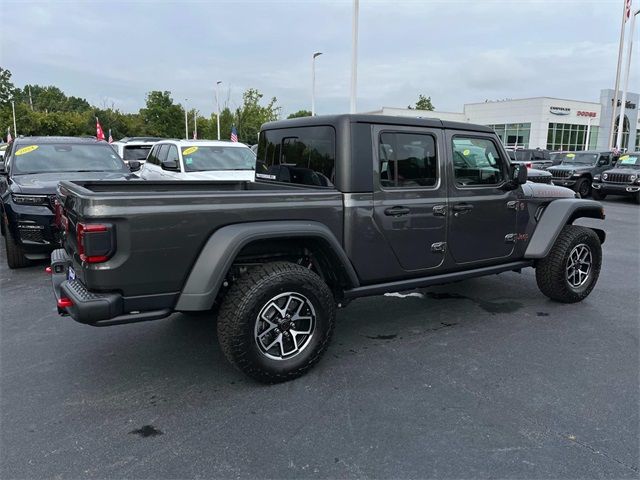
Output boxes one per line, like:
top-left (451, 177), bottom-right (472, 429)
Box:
top-left (2, 0), bottom-right (638, 117)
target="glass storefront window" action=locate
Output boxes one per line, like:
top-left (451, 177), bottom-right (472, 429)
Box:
top-left (546, 123), bottom-right (598, 151)
top-left (487, 123), bottom-right (531, 148)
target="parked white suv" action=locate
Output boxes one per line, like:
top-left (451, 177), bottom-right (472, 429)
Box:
top-left (110, 137), bottom-right (164, 166)
top-left (139, 140), bottom-right (256, 181)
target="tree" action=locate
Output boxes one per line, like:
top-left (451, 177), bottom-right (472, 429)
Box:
top-left (0, 67), bottom-right (17, 105)
top-left (235, 88), bottom-right (280, 144)
top-left (287, 110), bottom-right (312, 119)
top-left (407, 94), bottom-right (435, 111)
top-left (139, 91), bottom-right (184, 138)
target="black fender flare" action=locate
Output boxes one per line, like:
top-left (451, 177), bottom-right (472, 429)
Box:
top-left (174, 221), bottom-right (360, 311)
top-left (524, 199), bottom-right (605, 259)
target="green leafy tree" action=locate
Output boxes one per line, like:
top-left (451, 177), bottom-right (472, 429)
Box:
top-left (0, 67), bottom-right (17, 106)
top-left (139, 91), bottom-right (184, 138)
top-left (287, 110), bottom-right (312, 119)
top-left (407, 94), bottom-right (435, 111)
top-left (235, 88), bottom-right (280, 144)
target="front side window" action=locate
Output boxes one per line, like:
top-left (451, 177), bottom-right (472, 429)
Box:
top-left (452, 137), bottom-right (505, 186)
top-left (180, 146), bottom-right (255, 172)
top-left (257, 126), bottom-right (335, 187)
top-left (379, 132), bottom-right (437, 188)
top-left (12, 143), bottom-right (126, 174)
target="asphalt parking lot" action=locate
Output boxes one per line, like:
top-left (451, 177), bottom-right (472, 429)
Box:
top-left (1, 198), bottom-right (638, 479)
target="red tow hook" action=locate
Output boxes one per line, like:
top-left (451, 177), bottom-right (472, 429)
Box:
top-left (45, 266), bottom-right (52, 274)
top-left (57, 298), bottom-right (73, 308)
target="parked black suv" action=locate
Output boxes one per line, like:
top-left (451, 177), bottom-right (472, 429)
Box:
top-left (547, 151), bottom-right (617, 198)
top-left (592, 153), bottom-right (640, 203)
top-left (507, 148), bottom-right (553, 169)
top-left (0, 137), bottom-right (139, 268)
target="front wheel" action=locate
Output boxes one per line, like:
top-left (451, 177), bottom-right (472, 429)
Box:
top-left (3, 218), bottom-right (30, 269)
top-left (575, 178), bottom-right (591, 198)
top-left (535, 225), bottom-right (602, 303)
top-left (217, 262), bottom-right (336, 383)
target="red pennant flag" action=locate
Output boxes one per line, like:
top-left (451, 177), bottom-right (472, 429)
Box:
top-left (95, 117), bottom-right (105, 141)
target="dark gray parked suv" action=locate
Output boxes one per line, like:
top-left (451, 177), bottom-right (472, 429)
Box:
top-left (48, 115), bottom-right (606, 383)
top-left (547, 151), bottom-right (618, 198)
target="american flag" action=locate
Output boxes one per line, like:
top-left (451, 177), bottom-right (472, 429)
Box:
top-left (230, 126), bottom-right (238, 143)
top-left (626, 0), bottom-right (632, 21)
top-left (108, 129), bottom-right (113, 143)
top-left (6, 127), bottom-right (12, 143)
top-left (95, 117), bottom-right (105, 141)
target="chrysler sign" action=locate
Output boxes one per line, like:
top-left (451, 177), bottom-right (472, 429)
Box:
top-left (550, 106), bottom-right (570, 115)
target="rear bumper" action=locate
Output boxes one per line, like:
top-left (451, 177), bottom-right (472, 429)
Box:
top-left (50, 249), bottom-right (173, 326)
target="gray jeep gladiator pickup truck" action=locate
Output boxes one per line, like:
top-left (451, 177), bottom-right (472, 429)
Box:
top-left (50, 115), bottom-right (606, 382)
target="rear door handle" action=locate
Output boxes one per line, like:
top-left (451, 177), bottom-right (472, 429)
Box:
top-left (384, 206), bottom-right (411, 217)
top-left (452, 203), bottom-right (474, 213)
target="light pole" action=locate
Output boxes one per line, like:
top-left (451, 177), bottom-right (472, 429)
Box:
top-left (350, 0), bottom-right (359, 114)
top-left (184, 99), bottom-right (189, 140)
top-left (608, 0), bottom-right (630, 149)
top-left (616, 7), bottom-right (639, 151)
top-left (216, 81), bottom-right (222, 140)
top-left (311, 52), bottom-right (323, 116)
top-left (11, 100), bottom-right (17, 137)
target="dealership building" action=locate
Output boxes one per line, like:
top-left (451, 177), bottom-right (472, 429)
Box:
top-left (370, 89), bottom-right (639, 152)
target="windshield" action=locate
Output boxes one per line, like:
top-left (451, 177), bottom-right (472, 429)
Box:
top-left (12, 143), bottom-right (127, 174)
top-left (557, 152), bottom-right (598, 165)
top-left (181, 145), bottom-right (256, 172)
top-left (615, 154), bottom-right (640, 167)
top-left (123, 145), bottom-right (152, 161)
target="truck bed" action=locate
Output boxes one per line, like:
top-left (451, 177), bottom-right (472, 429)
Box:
top-left (58, 180), bottom-right (344, 298)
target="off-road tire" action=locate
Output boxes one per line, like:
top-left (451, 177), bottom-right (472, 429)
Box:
top-left (3, 217), bottom-right (29, 269)
top-left (575, 178), bottom-right (591, 198)
top-left (535, 225), bottom-right (601, 303)
top-left (591, 190), bottom-right (606, 201)
top-left (217, 262), bottom-right (336, 383)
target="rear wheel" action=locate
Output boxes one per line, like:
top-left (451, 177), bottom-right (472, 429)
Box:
top-left (535, 225), bottom-right (601, 303)
top-left (3, 218), bottom-right (30, 269)
top-left (217, 262), bottom-right (336, 383)
top-left (575, 178), bottom-right (591, 198)
top-left (591, 189), bottom-right (606, 200)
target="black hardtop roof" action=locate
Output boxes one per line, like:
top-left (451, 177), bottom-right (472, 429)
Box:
top-left (13, 136), bottom-right (107, 145)
top-left (263, 114), bottom-right (493, 133)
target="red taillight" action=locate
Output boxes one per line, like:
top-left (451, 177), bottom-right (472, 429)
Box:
top-left (77, 223), bottom-right (112, 263)
top-left (525, 162), bottom-right (533, 169)
top-left (45, 266), bottom-right (52, 274)
top-left (57, 297), bottom-right (73, 308)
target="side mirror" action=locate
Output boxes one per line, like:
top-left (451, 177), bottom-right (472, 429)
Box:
top-left (513, 164), bottom-right (528, 185)
top-left (128, 160), bottom-right (141, 172)
top-left (597, 158), bottom-right (607, 166)
top-left (161, 159), bottom-right (180, 171)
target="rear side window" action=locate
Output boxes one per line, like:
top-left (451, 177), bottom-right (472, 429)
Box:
top-left (256, 126), bottom-right (335, 187)
top-left (379, 132), bottom-right (437, 188)
top-left (123, 145), bottom-right (152, 161)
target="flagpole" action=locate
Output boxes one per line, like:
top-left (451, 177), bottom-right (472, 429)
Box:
top-left (616, 7), bottom-right (639, 150)
top-left (350, 0), bottom-right (359, 114)
top-left (184, 99), bottom-right (189, 140)
top-left (194, 111), bottom-right (198, 140)
top-left (609, 0), bottom-right (630, 149)
top-left (216, 81), bottom-right (222, 141)
top-left (11, 100), bottom-right (17, 138)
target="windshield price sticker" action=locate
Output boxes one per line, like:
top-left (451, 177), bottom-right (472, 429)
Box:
top-left (463, 149), bottom-right (470, 156)
top-left (182, 146), bottom-right (198, 156)
top-left (566, 153), bottom-right (576, 158)
top-left (15, 145), bottom-right (39, 156)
